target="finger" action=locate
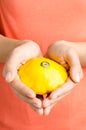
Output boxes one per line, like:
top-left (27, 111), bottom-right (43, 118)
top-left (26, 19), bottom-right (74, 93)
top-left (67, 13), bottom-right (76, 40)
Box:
top-left (43, 102), bottom-right (57, 116)
top-left (3, 51), bottom-right (26, 82)
top-left (66, 48), bottom-right (83, 82)
top-left (43, 90), bottom-right (71, 108)
top-left (10, 74), bottom-right (36, 98)
top-left (3, 64), bottom-right (17, 82)
top-left (49, 78), bottom-right (77, 99)
top-left (14, 89), bottom-right (43, 115)
top-left (43, 91), bottom-right (71, 116)
top-left (29, 104), bottom-right (43, 115)
top-left (56, 91), bottom-right (71, 101)
top-left (43, 106), bottom-right (51, 116)
top-left (13, 88), bottom-right (42, 108)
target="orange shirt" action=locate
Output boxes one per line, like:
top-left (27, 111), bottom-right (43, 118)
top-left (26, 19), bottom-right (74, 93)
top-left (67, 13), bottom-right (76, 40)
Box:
top-left (0, 0), bottom-right (86, 129)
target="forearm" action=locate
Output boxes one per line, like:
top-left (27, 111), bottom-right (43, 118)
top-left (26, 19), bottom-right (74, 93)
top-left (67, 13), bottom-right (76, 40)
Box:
top-left (0, 35), bottom-right (21, 62)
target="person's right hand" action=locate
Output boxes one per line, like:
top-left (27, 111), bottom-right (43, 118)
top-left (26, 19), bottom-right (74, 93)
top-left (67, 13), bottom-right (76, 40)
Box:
top-left (3, 40), bottom-right (43, 115)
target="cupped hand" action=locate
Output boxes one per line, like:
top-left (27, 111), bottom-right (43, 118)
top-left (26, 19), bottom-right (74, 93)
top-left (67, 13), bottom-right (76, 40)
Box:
top-left (43, 40), bottom-right (83, 115)
top-left (3, 40), bottom-right (43, 115)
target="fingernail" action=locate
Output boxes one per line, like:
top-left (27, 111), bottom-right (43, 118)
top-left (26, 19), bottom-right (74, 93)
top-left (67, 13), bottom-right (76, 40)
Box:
top-left (6, 72), bottom-right (12, 82)
top-left (75, 74), bottom-right (80, 82)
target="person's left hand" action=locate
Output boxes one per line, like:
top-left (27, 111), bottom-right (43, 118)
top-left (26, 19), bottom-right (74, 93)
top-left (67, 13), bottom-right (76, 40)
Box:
top-left (43, 40), bottom-right (83, 115)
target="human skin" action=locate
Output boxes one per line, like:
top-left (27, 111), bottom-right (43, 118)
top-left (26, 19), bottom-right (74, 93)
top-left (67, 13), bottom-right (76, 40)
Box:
top-left (0, 35), bottom-right (44, 115)
top-left (43, 41), bottom-right (84, 115)
top-left (0, 35), bottom-right (85, 115)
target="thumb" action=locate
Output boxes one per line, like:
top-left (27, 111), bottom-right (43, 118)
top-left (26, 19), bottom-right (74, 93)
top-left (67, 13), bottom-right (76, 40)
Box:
top-left (3, 64), bottom-right (17, 82)
top-left (67, 49), bottom-right (83, 82)
top-left (3, 54), bottom-right (19, 82)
